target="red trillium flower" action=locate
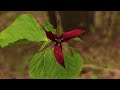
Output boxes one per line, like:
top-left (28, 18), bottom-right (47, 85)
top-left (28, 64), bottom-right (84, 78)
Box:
top-left (40, 26), bottom-right (85, 68)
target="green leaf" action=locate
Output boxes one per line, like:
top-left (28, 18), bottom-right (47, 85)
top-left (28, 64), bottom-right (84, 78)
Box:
top-left (5, 39), bottom-right (31, 47)
top-left (29, 47), bottom-right (83, 79)
top-left (78, 22), bottom-right (86, 28)
top-left (40, 21), bottom-right (56, 51)
top-left (39, 41), bottom-right (50, 51)
top-left (62, 42), bottom-right (73, 56)
top-left (43, 21), bottom-right (56, 34)
top-left (0, 14), bottom-right (48, 47)
top-left (39, 41), bottom-right (54, 52)
top-left (73, 37), bottom-right (85, 43)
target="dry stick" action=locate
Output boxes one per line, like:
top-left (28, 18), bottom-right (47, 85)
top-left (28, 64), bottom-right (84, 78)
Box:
top-left (55, 11), bottom-right (64, 36)
top-left (0, 56), bottom-right (10, 78)
top-left (48, 11), bottom-right (57, 28)
top-left (83, 64), bottom-right (120, 75)
top-left (48, 11), bottom-right (64, 36)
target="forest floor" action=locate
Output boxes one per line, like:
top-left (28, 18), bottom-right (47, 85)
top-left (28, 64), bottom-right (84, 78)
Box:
top-left (77, 26), bottom-right (120, 79)
top-left (0, 11), bottom-right (120, 79)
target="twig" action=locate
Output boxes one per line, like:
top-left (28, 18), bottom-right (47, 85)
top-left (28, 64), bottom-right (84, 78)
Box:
top-left (83, 64), bottom-right (120, 74)
top-left (55, 11), bottom-right (64, 36)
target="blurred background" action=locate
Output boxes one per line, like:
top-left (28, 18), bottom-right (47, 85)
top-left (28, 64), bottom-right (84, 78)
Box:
top-left (0, 11), bottom-right (120, 79)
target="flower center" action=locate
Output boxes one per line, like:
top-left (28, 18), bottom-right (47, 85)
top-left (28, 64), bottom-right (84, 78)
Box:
top-left (55, 38), bottom-right (63, 44)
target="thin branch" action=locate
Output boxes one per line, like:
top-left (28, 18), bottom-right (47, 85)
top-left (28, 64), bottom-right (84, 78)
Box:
top-left (83, 64), bottom-right (120, 74)
top-left (55, 11), bottom-right (64, 36)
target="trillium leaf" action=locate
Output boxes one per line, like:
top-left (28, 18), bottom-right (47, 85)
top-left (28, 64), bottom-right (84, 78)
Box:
top-left (43, 21), bottom-right (56, 34)
top-left (41, 21), bottom-right (56, 51)
top-left (72, 37), bottom-right (85, 43)
top-left (0, 14), bottom-right (48, 47)
top-left (39, 41), bottom-right (54, 52)
top-left (29, 47), bottom-right (83, 79)
top-left (39, 41), bottom-right (50, 51)
top-left (62, 42), bottom-right (73, 56)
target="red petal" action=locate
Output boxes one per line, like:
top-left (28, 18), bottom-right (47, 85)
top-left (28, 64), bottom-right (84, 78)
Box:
top-left (45, 30), bottom-right (57, 41)
top-left (54, 44), bottom-right (65, 67)
top-left (60, 29), bottom-right (86, 42)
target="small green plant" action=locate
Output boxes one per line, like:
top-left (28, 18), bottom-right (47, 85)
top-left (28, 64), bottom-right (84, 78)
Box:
top-left (0, 14), bottom-right (86, 79)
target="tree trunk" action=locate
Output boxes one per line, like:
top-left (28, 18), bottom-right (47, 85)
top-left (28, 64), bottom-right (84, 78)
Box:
top-left (48, 11), bottom-right (94, 31)
top-left (94, 11), bottom-right (119, 30)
